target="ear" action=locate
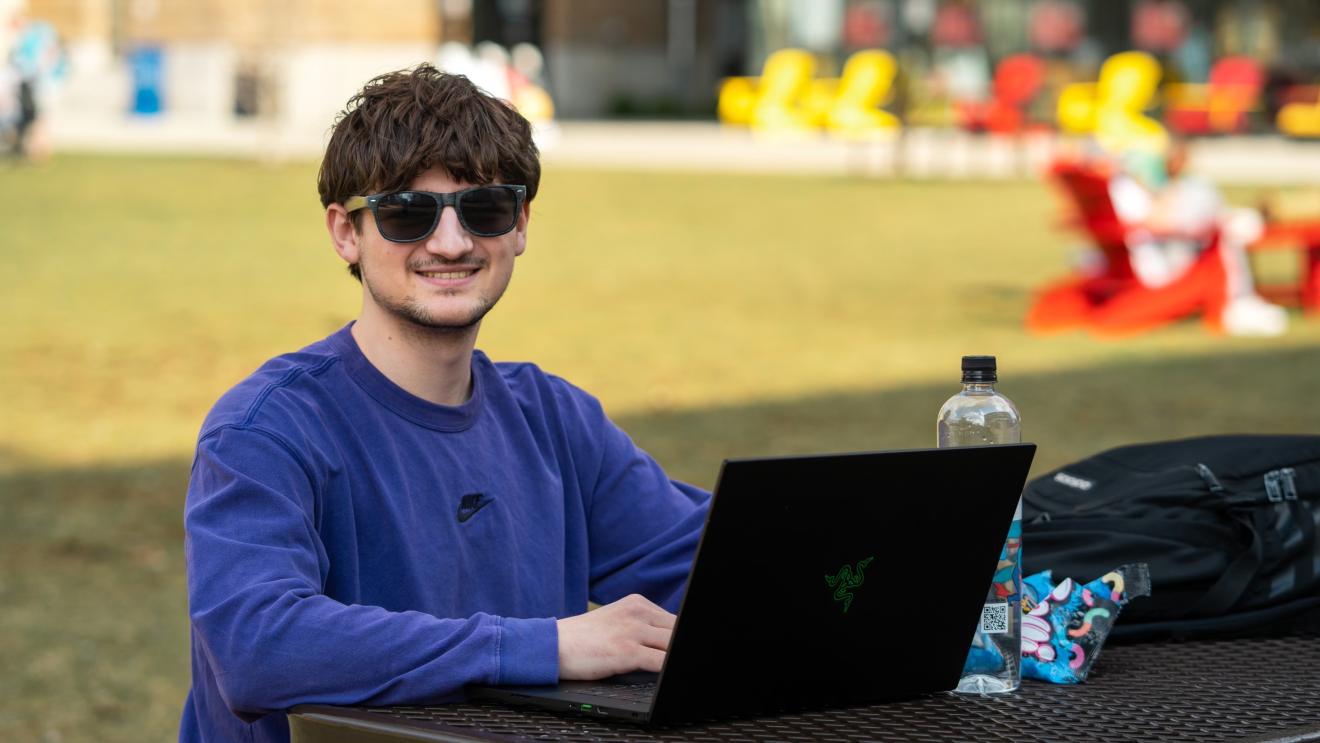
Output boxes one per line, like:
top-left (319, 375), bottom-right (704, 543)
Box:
top-left (326, 203), bottom-right (362, 267)
top-left (512, 201), bottom-right (530, 257)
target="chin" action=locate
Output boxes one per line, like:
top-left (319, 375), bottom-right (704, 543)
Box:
top-left (401, 302), bottom-right (492, 332)
top-left (365, 274), bottom-right (501, 333)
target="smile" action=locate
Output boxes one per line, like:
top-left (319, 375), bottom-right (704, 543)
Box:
top-left (418, 270), bottom-right (475, 280)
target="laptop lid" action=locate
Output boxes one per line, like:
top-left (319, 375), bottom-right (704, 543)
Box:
top-left (647, 443), bottom-right (1036, 724)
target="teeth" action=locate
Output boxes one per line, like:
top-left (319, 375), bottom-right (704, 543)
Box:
top-left (419, 270), bottom-right (473, 279)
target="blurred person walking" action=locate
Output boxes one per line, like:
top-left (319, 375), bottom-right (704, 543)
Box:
top-left (4, 0), bottom-right (64, 161)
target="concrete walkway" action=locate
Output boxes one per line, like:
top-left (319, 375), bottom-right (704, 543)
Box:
top-left (49, 112), bottom-right (1320, 185)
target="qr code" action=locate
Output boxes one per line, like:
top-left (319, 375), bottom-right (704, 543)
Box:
top-left (980, 602), bottom-right (1010, 634)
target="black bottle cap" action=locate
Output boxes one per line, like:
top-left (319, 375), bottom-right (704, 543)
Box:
top-left (961, 355), bottom-right (997, 383)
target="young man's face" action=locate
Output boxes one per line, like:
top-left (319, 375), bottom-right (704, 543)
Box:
top-left (339, 166), bottom-right (528, 333)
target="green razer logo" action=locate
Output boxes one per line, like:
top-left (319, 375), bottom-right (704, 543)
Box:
top-left (824, 556), bottom-right (874, 613)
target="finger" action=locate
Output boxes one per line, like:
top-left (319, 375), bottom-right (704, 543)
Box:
top-left (638, 624), bottom-right (672, 651)
top-left (647, 608), bottom-right (677, 630)
top-left (637, 645), bottom-right (666, 673)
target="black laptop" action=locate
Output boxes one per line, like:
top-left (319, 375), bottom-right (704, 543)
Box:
top-left (466, 443), bottom-right (1036, 725)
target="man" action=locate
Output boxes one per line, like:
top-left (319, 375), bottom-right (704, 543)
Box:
top-left (179, 64), bottom-right (711, 743)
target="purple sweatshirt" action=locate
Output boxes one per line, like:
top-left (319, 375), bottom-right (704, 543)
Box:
top-left (179, 325), bottom-right (710, 742)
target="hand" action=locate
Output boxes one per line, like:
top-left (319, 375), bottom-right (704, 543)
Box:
top-left (556, 594), bottom-right (675, 680)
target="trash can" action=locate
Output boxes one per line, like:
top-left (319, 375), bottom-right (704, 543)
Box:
top-left (129, 46), bottom-right (164, 115)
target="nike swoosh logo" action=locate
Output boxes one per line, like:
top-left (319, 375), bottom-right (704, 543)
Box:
top-left (456, 497), bottom-right (493, 523)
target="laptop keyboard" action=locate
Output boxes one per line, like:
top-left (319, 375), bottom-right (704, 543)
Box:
top-left (571, 681), bottom-right (656, 704)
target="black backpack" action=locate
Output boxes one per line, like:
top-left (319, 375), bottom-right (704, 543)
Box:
top-left (1022, 435), bottom-right (1320, 641)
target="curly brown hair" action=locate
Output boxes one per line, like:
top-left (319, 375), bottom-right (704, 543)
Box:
top-left (318, 63), bottom-right (541, 281)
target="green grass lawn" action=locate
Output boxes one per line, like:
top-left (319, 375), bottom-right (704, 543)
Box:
top-left (3, 154), bottom-right (1318, 741)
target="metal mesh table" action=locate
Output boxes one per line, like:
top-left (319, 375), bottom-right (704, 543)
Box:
top-left (291, 634), bottom-right (1320, 743)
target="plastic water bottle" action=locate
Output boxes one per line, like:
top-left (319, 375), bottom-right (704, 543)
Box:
top-left (937, 355), bottom-right (1023, 694)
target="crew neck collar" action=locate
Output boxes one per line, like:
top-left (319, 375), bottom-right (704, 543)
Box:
top-left (328, 323), bottom-right (485, 432)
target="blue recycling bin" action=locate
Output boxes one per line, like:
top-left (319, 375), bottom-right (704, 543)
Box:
top-left (129, 46), bottom-right (164, 115)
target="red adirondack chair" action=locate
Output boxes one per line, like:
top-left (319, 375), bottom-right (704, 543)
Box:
top-left (1027, 159), bottom-right (1320, 336)
top-left (959, 54), bottom-right (1047, 135)
top-left (1165, 56), bottom-right (1265, 135)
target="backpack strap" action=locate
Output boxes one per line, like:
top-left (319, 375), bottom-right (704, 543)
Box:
top-left (1289, 499), bottom-right (1316, 590)
top-left (1188, 512), bottom-right (1264, 616)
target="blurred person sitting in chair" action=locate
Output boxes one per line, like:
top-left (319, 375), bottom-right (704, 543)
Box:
top-left (178, 65), bottom-right (711, 743)
top-left (1108, 138), bottom-right (1288, 336)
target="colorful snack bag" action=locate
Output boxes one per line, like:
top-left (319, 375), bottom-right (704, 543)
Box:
top-left (1021, 563), bottom-right (1151, 684)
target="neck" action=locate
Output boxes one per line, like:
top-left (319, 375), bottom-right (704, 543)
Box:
top-left (351, 301), bottom-right (479, 407)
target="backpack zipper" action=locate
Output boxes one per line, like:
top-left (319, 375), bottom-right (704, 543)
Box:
top-left (1198, 462), bottom-right (1257, 507)
top-left (1057, 463), bottom-right (1224, 515)
top-left (1196, 463), bottom-right (1225, 494)
top-left (1264, 468), bottom-right (1298, 503)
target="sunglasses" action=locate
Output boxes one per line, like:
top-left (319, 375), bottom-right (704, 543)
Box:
top-left (344, 185), bottom-right (527, 242)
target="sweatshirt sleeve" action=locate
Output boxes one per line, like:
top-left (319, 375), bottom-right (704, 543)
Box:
top-left (184, 425), bottom-right (559, 719)
top-left (571, 399), bottom-right (712, 613)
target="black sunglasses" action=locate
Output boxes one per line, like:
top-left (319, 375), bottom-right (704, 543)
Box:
top-left (344, 185), bottom-right (527, 242)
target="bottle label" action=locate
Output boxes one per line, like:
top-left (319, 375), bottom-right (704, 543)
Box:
top-left (980, 601), bottom-right (1011, 634)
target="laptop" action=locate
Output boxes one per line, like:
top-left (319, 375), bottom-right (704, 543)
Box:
top-left (467, 443), bottom-right (1037, 725)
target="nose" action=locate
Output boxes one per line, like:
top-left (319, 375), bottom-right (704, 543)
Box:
top-left (422, 206), bottom-right (474, 260)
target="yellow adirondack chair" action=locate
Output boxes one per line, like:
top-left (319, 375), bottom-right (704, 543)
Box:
top-left (1056, 51), bottom-right (1168, 153)
top-left (717, 48), bottom-right (816, 130)
top-left (1057, 82), bottom-right (1098, 133)
top-left (821, 50), bottom-right (902, 140)
top-left (749, 49), bottom-right (817, 135)
top-left (1278, 90), bottom-right (1320, 138)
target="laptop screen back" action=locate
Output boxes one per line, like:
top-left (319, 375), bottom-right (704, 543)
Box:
top-left (650, 444), bottom-right (1036, 724)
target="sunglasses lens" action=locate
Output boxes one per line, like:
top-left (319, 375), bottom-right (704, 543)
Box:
top-left (375, 192), bottom-right (439, 241)
top-left (458, 186), bottom-right (520, 236)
